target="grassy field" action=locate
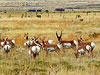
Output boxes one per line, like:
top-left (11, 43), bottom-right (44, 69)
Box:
top-left (0, 10), bottom-right (100, 75)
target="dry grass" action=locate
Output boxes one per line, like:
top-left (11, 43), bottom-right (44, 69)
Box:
top-left (0, 10), bottom-right (100, 75)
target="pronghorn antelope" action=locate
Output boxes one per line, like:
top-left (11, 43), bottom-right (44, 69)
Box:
top-left (24, 33), bottom-right (33, 47)
top-left (75, 45), bottom-right (91, 58)
top-left (5, 38), bottom-right (15, 48)
top-left (78, 36), bottom-right (95, 57)
top-left (56, 31), bottom-right (77, 51)
top-left (2, 38), bottom-right (11, 57)
top-left (27, 37), bottom-right (42, 60)
top-left (41, 40), bottom-right (61, 55)
top-left (0, 38), bottom-right (5, 47)
top-left (28, 45), bottom-right (40, 60)
top-left (0, 38), bottom-right (15, 48)
top-left (0, 38), bottom-right (10, 47)
top-left (39, 37), bottom-right (53, 45)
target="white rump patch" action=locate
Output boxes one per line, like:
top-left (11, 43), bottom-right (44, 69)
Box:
top-left (79, 49), bottom-right (85, 53)
top-left (36, 46), bottom-right (40, 53)
top-left (64, 43), bottom-right (71, 48)
top-left (3, 45), bottom-right (11, 51)
top-left (48, 40), bottom-right (53, 44)
top-left (32, 46), bottom-right (40, 53)
top-left (28, 50), bottom-right (31, 55)
top-left (1, 42), bottom-right (4, 46)
top-left (12, 40), bottom-right (15, 44)
top-left (47, 48), bottom-right (55, 51)
top-left (86, 45), bottom-right (91, 51)
top-left (24, 42), bottom-right (27, 47)
top-left (6, 41), bottom-right (9, 45)
top-left (91, 42), bottom-right (95, 48)
top-left (27, 40), bottom-right (33, 46)
top-left (73, 40), bottom-right (78, 46)
top-left (57, 44), bottom-right (62, 49)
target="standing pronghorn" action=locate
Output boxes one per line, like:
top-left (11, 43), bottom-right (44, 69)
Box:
top-left (77, 36), bottom-right (95, 57)
top-left (5, 38), bottom-right (15, 48)
top-left (75, 45), bottom-right (91, 58)
top-left (2, 38), bottom-right (11, 57)
top-left (27, 37), bottom-right (42, 60)
top-left (0, 38), bottom-right (6, 47)
top-left (24, 33), bottom-right (33, 47)
top-left (0, 38), bottom-right (15, 48)
top-left (56, 31), bottom-right (77, 51)
top-left (41, 39), bottom-right (62, 55)
top-left (39, 37), bottom-right (53, 45)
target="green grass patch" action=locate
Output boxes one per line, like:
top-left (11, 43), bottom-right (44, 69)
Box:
top-left (30, 67), bottom-right (47, 72)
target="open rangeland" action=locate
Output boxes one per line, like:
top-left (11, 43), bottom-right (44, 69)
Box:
top-left (0, 10), bottom-right (100, 75)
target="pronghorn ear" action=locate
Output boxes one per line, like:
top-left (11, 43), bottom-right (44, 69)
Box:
top-left (36, 37), bottom-right (38, 40)
top-left (56, 32), bottom-right (59, 38)
top-left (32, 38), bottom-right (33, 40)
top-left (60, 31), bottom-right (62, 38)
top-left (3, 38), bottom-right (5, 41)
top-left (6, 38), bottom-right (8, 40)
top-left (24, 33), bottom-right (26, 36)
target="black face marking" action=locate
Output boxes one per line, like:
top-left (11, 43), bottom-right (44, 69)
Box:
top-left (56, 31), bottom-right (62, 44)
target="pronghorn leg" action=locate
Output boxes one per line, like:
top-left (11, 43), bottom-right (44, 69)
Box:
top-left (30, 55), bottom-right (32, 62)
top-left (55, 50), bottom-right (59, 55)
top-left (55, 50), bottom-right (59, 57)
top-left (63, 48), bottom-right (65, 54)
top-left (46, 50), bottom-right (48, 56)
top-left (87, 51), bottom-right (91, 58)
top-left (75, 52), bottom-right (79, 58)
top-left (33, 53), bottom-right (37, 60)
top-left (72, 46), bottom-right (75, 50)
top-left (91, 49), bottom-right (94, 57)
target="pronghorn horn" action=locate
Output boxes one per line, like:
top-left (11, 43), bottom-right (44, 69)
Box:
top-left (80, 35), bottom-right (82, 38)
top-left (56, 31), bottom-right (59, 38)
top-left (60, 31), bottom-right (62, 38)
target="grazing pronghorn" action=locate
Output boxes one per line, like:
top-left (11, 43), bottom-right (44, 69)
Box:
top-left (78, 36), bottom-right (95, 57)
top-left (75, 45), bottom-right (91, 58)
top-left (41, 40), bottom-right (61, 55)
top-left (56, 31), bottom-right (77, 51)
top-left (24, 33), bottom-right (33, 47)
top-left (2, 38), bottom-right (11, 57)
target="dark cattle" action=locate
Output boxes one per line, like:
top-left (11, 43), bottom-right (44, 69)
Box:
top-left (45, 10), bottom-right (49, 13)
top-left (37, 15), bottom-right (41, 18)
top-left (76, 15), bottom-right (81, 18)
top-left (37, 10), bottom-right (42, 12)
top-left (28, 10), bottom-right (36, 12)
top-left (80, 19), bottom-right (84, 21)
top-left (55, 8), bottom-right (65, 11)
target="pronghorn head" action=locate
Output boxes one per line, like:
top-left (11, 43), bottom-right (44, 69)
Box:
top-left (3, 38), bottom-right (8, 45)
top-left (56, 31), bottom-right (62, 44)
top-left (32, 36), bottom-right (38, 41)
top-left (24, 33), bottom-right (28, 40)
top-left (78, 36), bottom-right (84, 42)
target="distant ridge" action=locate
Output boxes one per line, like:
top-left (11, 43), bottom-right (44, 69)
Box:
top-left (0, 0), bottom-right (99, 10)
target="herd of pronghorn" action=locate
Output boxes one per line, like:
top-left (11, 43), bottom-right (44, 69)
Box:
top-left (0, 31), bottom-right (95, 60)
